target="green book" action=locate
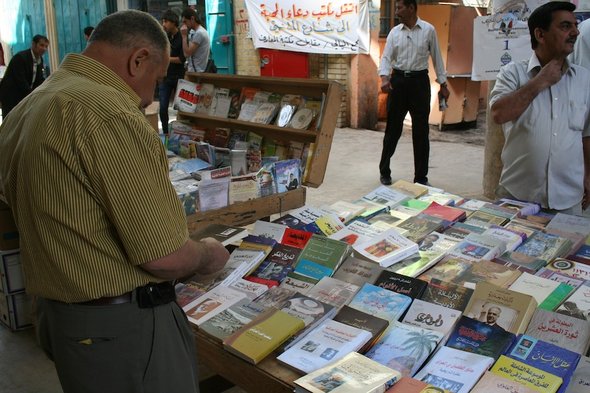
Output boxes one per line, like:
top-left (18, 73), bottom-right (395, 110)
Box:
top-left (538, 282), bottom-right (575, 311)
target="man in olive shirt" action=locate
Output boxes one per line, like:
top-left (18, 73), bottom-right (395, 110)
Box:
top-left (0, 11), bottom-right (229, 393)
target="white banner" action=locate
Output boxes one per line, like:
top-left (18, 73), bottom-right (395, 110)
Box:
top-left (245, 0), bottom-right (370, 54)
top-left (471, 13), bottom-right (531, 81)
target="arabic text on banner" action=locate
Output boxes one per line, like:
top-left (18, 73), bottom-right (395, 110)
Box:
top-left (245, 0), bottom-right (370, 54)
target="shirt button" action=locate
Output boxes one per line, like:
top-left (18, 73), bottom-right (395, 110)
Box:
top-left (553, 133), bottom-right (557, 136)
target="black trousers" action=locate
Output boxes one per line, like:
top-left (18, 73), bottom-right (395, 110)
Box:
top-left (379, 72), bottom-right (431, 184)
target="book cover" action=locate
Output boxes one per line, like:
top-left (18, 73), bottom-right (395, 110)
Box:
top-left (545, 258), bottom-right (590, 282)
top-left (471, 371), bottom-right (538, 393)
top-left (447, 233), bottom-right (506, 262)
top-left (208, 248), bottom-right (266, 288)
top-left (251, 220), bottom-right (287, 242)
top-left (333, 305), bottom-right (389, 353)
top-left (251, 102), bottom-right (279, 124)
top-left (198, 298), bottom-right (266, 341)
top-left (273, 159), bottom-right (301, 193)
top-left (422, 202), bottom-right (466, 223)
top-left (281, 227), bottom-right (314, 248)
top-left (195, 83), bottom-right (215, 114)
top-left (508, 272), bottom-right (562, 305)
top-left (362, 186), bottom-right (410, 208)
top-left (445, 315), bottom-right (515, 360)
top-left (463, 281), bottom-right (538, 334)
top-left (525, 308), bottom-right (590, 355)
top-left (374, 270), bottom-right (428, 299)
top-left (223, 308), bottom-right (305, 364)
top-left (496, 198), bottom-right (541, 217)
top-left (556, 281), bottom-right (590, 321)
top-left (464, 210), bottom-right (508, 228)
top-left (229, 278), bottom-right (269, 299)
top-left (506, 334), bottom-right (580, 393)
top-left (348, 283), bottom-right (412, 323)
top-left (293, 352), bottom-right (400, 393)
top-left (482, 226), bottom-right (525, 251)
top-left (414, 346), bottom-right (494, 393)
top-left (183, 285), bottom-right (247, 326)
top-left (567, 355), bottom-right (590, 393)
top-left (326, 200), bottom-right (369, 223)
top-left (365, 321), bottom-right (444, 377)
top-left (276, 319), bottom-right (373, 374)
top-left (401, 299), bottom-right (462, 336)
top-left (384, 377), bottom-right (450, 392)
top-left (251, 285), bottom-right (295, 309)
top-left (353, 228), bottom-right (419, 268)
top-left (189, 223), bottom-right (248, 246)
top-left (246, 243), bottom-right (301, 287)
top-left (395, 214), bottom-right (445, 243)
top-left (174, 282), bottom-right (207, 308)
top-left (293, 235), bottom-right (350, 282)
top-left (491, 355), bottom-right (563, 393)
top-left (173, 79), bottom-right (200, 112)
top-left (329, 220), bottom-right (385, 246)
top-left (332, 255), bottom-right (384, 287)
top-left (419, 278), bottom-right (473, 312)
top-left (391, 180), bottom-right (428, 198)
top-left (305, 276), bottom-right (359, 310)
top-left (279, 272), bottom-right (317, 295)
top-left (546, 213), bottom-right (590, 236)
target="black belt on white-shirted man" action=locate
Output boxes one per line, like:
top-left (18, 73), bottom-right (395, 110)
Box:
top-left (392, 69), bottom-right (428, 78)
top-left (79, 281), bottom-right (176, 308)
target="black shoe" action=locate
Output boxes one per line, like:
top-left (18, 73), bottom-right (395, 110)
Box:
top-left (380, 176), bottom-right (392, 186)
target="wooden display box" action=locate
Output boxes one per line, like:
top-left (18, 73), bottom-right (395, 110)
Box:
top-left (177, 73), bottom-right (342, 233)
top-left (0, 250), bottom-right (24, 294)
top-left (177, 73), bottom-right (342, 188)
top-left (0, 291), bottom-right (32, 331)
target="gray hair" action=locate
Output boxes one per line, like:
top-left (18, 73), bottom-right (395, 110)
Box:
top-left (89, 10), bottom-right (169, 58)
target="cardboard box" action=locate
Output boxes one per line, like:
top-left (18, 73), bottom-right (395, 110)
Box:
top-left (0, 291), bottom-right (32, 330)
top-left (0, 208), bottom-right (19, 251)
top-left (0, 250), bottom-right (24, 294)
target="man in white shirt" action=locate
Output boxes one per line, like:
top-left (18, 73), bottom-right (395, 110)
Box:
top-left (378, 0), bottom-right (449, 186)
top-left (490, 1), bottom-right (590, 214)
top-left (180, 8), bottom-right (210, 72)
top-left (571, 18), bottom-right (590, 70)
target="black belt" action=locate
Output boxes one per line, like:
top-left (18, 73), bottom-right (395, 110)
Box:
top-left (79, 282), bottom-right (176, 308)
top-left (393, 69), bottom-right (428, 77)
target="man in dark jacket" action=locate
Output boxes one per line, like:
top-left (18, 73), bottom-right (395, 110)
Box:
top-left (0, 35), bottom-right (49, 119)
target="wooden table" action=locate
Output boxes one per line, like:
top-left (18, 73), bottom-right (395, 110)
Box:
top-left (194, 328), bottom-right (299, 393)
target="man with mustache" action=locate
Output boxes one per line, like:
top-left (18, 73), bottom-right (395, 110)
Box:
top-left (491, 1), bottom-right (590, 214)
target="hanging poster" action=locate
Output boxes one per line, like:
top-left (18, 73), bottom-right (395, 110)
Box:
top-left (244, 0), bottom-right (370, 54)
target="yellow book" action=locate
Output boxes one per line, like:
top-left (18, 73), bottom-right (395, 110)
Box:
top-left (490, 355), bottom-right (562, 393)
top-left (223, 308), bottom-right (305, 364)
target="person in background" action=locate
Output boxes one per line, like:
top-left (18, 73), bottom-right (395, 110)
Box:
top-left (571, 18), bottom-right (590, 69)
top-left (0, 10), bottom-right (229, 393)
top-left (491, 1), bottom-right (590, 214)
top-left (83, 26), bottom-right (94, 41)
top-left (0, 34), bottom-right (49, 119)
top-left (180, 7), bottom-right (210, 72)
top-left (378, 0), bottom-right (449, 186)
top-left (159, 9), bottom-right (186, 135)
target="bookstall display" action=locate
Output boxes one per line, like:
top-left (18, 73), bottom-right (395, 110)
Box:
top-left (180, 184), bottom-right (590, 393)
top-left (172, 73), bottom-right (343, 234)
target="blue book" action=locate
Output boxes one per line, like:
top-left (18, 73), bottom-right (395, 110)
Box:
top-left (446, 315), bottom-right (515, 360)
top-left (506, 334), bottom-right (581, 393)
top-left (348, 283), bottom-right (412, 323)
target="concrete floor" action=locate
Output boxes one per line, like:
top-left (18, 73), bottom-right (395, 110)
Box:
top-left (0, 122), bottom-right (489, 393)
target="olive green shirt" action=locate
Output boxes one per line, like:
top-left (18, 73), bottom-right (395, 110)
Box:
top-left (0, 54), bottom-right (188, 302)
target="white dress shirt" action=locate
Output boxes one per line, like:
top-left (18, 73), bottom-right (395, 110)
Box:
top-left (571, 19), bottom-right (590, 70)
top-left (378, 18), bottom-right (447, 84)
top-left (490, 54), bottom-right (590, 210)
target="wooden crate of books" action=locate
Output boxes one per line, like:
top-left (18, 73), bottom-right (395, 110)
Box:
top-left (176, 73), bottom-right (343, 188)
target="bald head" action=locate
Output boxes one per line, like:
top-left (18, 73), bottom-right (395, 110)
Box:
top-left (83, 10), bottom-right (170, 108)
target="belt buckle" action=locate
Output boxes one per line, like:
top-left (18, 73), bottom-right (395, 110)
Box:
top-left (404, 70), bottom-right (411, 77)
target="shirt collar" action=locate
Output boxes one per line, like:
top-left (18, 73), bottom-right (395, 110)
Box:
top-left (30, 49), bottom-right (41, 64)
top-left (59, 53), bottom-right (141, 108)
top-left (527, 53), bottom-right (576, 76)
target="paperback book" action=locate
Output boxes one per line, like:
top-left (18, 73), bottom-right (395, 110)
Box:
top-left (445, 315), bottom-right (516, 360)
top-left (331, 255), bottom-right (384, 287)
top-left (401, 298), bottom-right (462, 336)
top-left (373, 270), bottom-right (428, 299)
top-left (333, 305), bottom-right (389, 353)
top-left (347, 283), bottom-right (412, 323)
top-left (352, 228), bottom-right (419, 268)
top-left (420, 278), bottom-right (474, 312)
top-left (183, 285), bottom-right (247, 326)
top-left (491, 355), bottom-right (563, 393)
top-left (525, 308), bottom-right (590, 355)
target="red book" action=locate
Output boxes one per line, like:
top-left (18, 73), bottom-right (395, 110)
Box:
top-left (281, 228), bottom-right (313, 249)
top-left (422, 202), bottom-right (466, 222)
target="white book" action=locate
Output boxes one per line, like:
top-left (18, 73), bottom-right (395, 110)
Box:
top-left (290, 206), bottom-right (327, 225)
top-left (237, 102), bottom-right (260, 122)
top-left (229, 278), bottom-right (268, 299)
top-left (252, 220), bottom-right (287, 242)
top-left (277, 319), bottom-right (372, 374)
top-left (482, 226), bottom-right (524, 251)
top-left (447, 233), bottom-right (506, 262)
top-left (214, 249), bottom-right (266, 287)
top-left (362, 186), bottom-right (410, 208)
top-left (567, 355), bottom-right (590, 393)
top-left (508, 272), bottom-right (561, 305)
top-left (556, 281), bottom-right (590, 321)
top-left (183, 285), bottom-right (247, 326)
top-left (402, 298), bottom-right (461, 336)
top-left (305, 276), bottom-right (359, 310)
top-left (324, 200), bottom-right (367, 223)
top-left (353, 228), bottom-right (419, 268)
top-left (173, 79), bottom-right (199, 112)
top-left (414, 346), bottom-right (494, 393)
top-left (198, 177), bottom-right (230, 212)
top-left (546, 213), bottom-right (590, 236)
top-left (459, 199), bottom-right (489, 211)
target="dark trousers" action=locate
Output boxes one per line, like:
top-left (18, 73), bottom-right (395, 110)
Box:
top-left (379, 73), bottom-right (431, 184)
top-left (36, 296), bottom-right (199, 393)
top-left (159, 78), bottom-right (179, 135)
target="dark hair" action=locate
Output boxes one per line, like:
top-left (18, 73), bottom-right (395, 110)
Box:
top-left (32, 35), bottom-right (49, 44)
top-left (528, 1), bottom-right (576, 49)
top-left (83, 26), bottom-right (94, 37)
top-left (161, 10), bottom-right (179, 26)
top-left (181, 8), bottom-right (201, 25)
top-left (397, 0), bottom-right (418, 12)
top-left (89, 10), bottom-right (168, 59)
